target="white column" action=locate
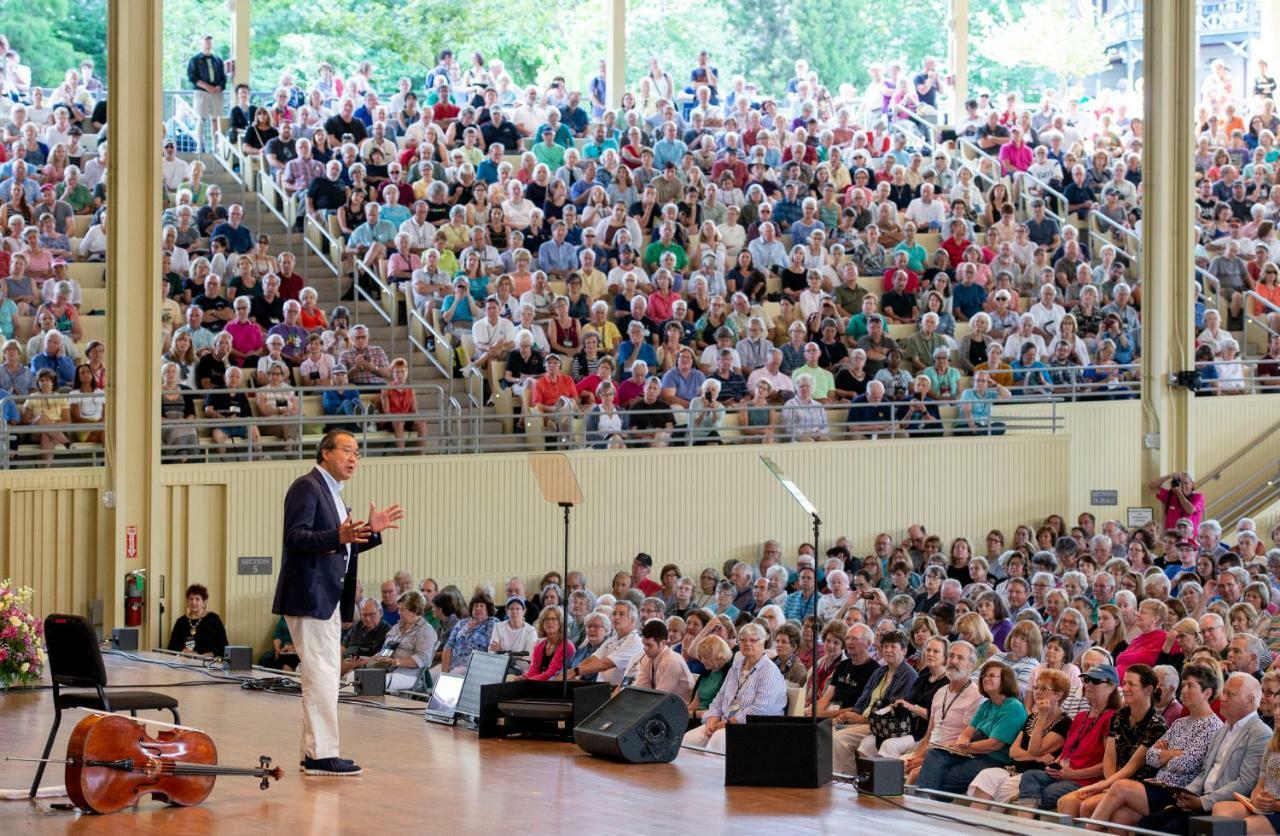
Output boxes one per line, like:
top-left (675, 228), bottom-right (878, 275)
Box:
top-left (949, 0), bottom-right (970, 126)
top-left (605, 0), bottom-right (626, 107)
top-left (106, 0), bottom-right (163, 629)
top-left (228, 0), bottom-right (251, 87)
top-left (1141, 0), bottom-right (1196, 501)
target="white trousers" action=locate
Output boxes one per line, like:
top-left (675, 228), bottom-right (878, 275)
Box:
top-left (876, 734), bottom-right (918, 759)
top-left (286, 609), bottom-right (342, 760)
top-left (683, 723), bottom-right (727, 753)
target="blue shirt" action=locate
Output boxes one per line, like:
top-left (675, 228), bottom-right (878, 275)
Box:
top-left (959, 387), bottom-right (998, 425)
top-left (348, 219), bottom-right (397, 249)
top-left (952, 283), bottom-right (987, 320)
top-left (210, 222), bottom-right (254, 254)
top-left (652, 138), bottom-right (688, 169)
top-left (476, 159), bottom-right (501, 184)
top-left (30, 352), bottom-right (75, 388)
top-left (659, 367), bottom-right (705, 402)
top-left (314, 465), bottom-right (350, 566)
top-left (537, 239), bottom-right (579, 273)
top-left (783, 590), bottom-right (817, 620)
top-left (581, 139), bottom-right (619, 160)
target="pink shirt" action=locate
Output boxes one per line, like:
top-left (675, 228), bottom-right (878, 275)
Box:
top-left (626, 647), bottom-right (693, 702)
top-left (999, 142), bottom-right (1032, 173)
top-left (1157, 487), bottom-right (1205, 530)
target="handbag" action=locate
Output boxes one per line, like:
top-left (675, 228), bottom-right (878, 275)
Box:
top-left (867, 702), bottom-right (913, 741)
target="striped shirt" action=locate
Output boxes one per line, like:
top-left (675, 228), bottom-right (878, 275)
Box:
top-left (706, 653), bottom-right (788, 722)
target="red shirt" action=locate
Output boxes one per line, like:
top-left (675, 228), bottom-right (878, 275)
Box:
top-left (277, 272), bottom-right (305, 301)
top-left (1115, 629), bottom-right (1171, 678)
top-left (1156, 487), bottom-right (1205, 530)
top-left (1060, 708), bottom-right (1115, 783)
top-left (531, 372), bottom-right (577, 407)
top-left (941, 236), bottom-right (973, 268)
top-left (882, 267), bottom-right (920, 294)
top-left (637, 578), bottom-right (662, 596)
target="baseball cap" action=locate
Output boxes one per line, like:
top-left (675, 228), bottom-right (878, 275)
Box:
top-left (1081, 664), bottom-right (1118, 686)
top-left (633, 552), bottom-right (653, 567)
top-left (1177, 538), bottom-right (1198, 549)
top-left (333, 364), bottom-right (348, 374)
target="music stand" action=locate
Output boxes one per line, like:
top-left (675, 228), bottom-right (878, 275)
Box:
top-left (528, 453), bottom-right (583, 698)
top-left (723, 457), bottom-right (832, 788)
top-left (759, 456), bottom-right (821, 720)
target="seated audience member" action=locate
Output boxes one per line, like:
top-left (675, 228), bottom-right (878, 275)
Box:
top-left (165, 583), bottom-right (229, 656)
top-left (489, 595), bottom-right (538, 673)
top-left (257, 615), bottom-right (300, 671)
top-left (341, 597), bottom-right (391, 675)
top-left (688, 634), bottom-right (734, 720)
top-left (622, 619), bottom-right (694, 702)
top-left (915, 659), bottom-right (1029, 794)
top-left (682, 623), bottom-right (788, 752)
top-left (442, 593), bottom-right (499, 674)
top-left (521, 606), bottom-right (575, 682)
top-left (871, 635), bottom-right (953, 761)
top-left (568, 601), bottom-right (643, 687)
top-left (772, 623), bottom-right (810, 687)
top-left (356, 591), bottom-right (438, 691)
top-left (568, 611), bottom-right (613, 678)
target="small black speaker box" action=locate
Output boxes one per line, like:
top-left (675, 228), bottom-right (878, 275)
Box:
top-left (856, 754), bottom-right (904, 796)
top-left (725, 717), bottom-right (833, 787)
top-left (223, 645), bottom-right (252, 671)
top-left (1188, 817), bottom-right (1246, 836)
top-left (111, 627), bottom-right (139, 651)
top-left (353, 668), bottom-right (386, 696)
top-left (574, 687), bottom-right (686, 763)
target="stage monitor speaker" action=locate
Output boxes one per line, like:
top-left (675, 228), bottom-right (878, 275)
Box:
top-left (1188, 818), bottom-right (1246, 836)
top-left (855, 754), bottom-right (904, 796)
top-left (353, 668), bottom-right (386, 697)
top-left (223, 645), bottom-right (252, 671)
top-left (725, 717), bottom-right (832, 787)
top-left (574, 687), bottom-right (685, 764)
top-left (110, 627), bottom-right (139, 651)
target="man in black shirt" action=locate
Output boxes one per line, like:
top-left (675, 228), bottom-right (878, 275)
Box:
top-left (826, 623), bottom-right (882, 710)
top-left (480, 108), bottom-right (521, 152)
top-left (196, 186), bottom-right (227, 237)
top-left (251, 274), bottom-right (286, 330)
top-left (880, 272), bottom-right (918, 323)
top-left (628, 377), bottom-right (675, 446)
top-left (263, 121), bottom-right (298, 178)
top-left (306, 160), bottom-right (348, 220)
top-left (976, 112), bottom-right (1010, 152)
top-left (323, 98), bottom-right (366, 147)
top-left (192, 275), bottom-right (233, 332)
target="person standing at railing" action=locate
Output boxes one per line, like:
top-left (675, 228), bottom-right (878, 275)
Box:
top-left (379, 358), bottom-right (427, 452)
top-left (1149, 472), bottom-right (1205, 532)
top-left (185, 35), bottom-right (226, 154)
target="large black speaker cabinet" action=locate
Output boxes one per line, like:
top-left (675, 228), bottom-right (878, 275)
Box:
top-left (573, 687), bottom-right (686, 764)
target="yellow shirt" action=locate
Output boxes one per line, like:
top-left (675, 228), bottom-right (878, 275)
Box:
top-left (583, 321), bottom-right (622, 352)
top-left (579, 269), bottom-right (608, 302)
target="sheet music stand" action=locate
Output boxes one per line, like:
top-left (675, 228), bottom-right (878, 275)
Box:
top-left (528, 454), bottom-right (583, 697)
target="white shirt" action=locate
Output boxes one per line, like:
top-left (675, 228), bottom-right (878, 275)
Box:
top-left (904, 197), bottom-right (946, 229)
top-left (591, 630), bottom-right (643, 687)
top-left (471, 316), bottom-right (517, 354)
top-left (399, 217), bottom-right (438, 250)
top-left (314, 465), bottom-right (350, 567)
top-left (1029, 301), bottom-right (1066, 336)
top-left (162, 157), bottom-right (191, 192)
top-left (489, 620), bottom-right (538, 671)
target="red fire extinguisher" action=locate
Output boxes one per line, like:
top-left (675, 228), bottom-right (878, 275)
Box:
top-left (125, 570), bottom-right (145, 627)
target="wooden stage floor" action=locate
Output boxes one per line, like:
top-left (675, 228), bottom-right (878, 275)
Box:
top-left (0, 652), bottom-right (1077, 834)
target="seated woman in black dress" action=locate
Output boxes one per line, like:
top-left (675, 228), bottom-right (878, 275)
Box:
top-left (166, 583), bottom-right (229, 656)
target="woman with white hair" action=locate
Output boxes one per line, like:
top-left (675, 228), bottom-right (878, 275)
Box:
top-left (688, 377), bottom-right (725, 445)
top-left (818, 569), bottom-right (853, 622)
top-left (1213, 338), bottom-right (1246, 394)
top-left (682, 622), bottom-right (788, 753)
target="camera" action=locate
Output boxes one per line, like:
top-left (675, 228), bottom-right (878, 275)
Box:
top-left (1171, 478), bottom-right (1181, 488)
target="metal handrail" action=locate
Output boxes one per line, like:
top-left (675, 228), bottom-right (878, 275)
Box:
top-left (889, 104), bottom-right (937, 149)
top-left (352, 260), bottom-right (397, 352)
top-left (406, 304), bottom-right (453, 383)
top-left (1207, 456), bottom-right (1280, 523)
top-left (0, 391), bottom-right (105, 469)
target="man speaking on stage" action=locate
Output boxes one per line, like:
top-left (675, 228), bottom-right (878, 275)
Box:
top-left (272, 429), bottom-right (404, 776)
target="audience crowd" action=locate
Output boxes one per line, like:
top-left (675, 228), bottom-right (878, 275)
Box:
top-left (2, 34), bottom-right (1278, 460)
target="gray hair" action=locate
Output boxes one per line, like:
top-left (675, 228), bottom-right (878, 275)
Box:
top-left (583, 611), bottom-right (612, 632)
top-left (738, 622), bottom-right (769, 643)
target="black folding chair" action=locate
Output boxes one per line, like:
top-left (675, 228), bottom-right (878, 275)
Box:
top-left (29, 614), bottom-right (181, 797)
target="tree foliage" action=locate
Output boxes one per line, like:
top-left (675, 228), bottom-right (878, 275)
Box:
top-left (5, 0), bottom-right (1108, 105)
top-left (0, 0), bottom-right (107, 87)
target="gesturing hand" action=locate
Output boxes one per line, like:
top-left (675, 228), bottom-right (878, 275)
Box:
top-left (338, 517), bottom-right (370, 544)
top-left (367, 502), bottom-right (405, 534)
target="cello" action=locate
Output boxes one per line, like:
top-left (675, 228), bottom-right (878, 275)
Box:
top-left (15, 712), bottom-right (284, 814)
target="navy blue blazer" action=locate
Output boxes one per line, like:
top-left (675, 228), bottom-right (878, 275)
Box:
top-left (272, 468), bottom-right (381, 622)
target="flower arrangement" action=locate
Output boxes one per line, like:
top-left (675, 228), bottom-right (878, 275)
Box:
top-left (0, 579), bottom-right (45, 688)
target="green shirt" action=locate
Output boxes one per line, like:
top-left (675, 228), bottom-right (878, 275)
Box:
top-left (643, 240), bottom-right (688, 271)
top-left (696, 668), bottom-right (726, 710)
top-left (970, 696), bottom-right (1028, 764)
top-left (533, 142), bottom-right (565, 170)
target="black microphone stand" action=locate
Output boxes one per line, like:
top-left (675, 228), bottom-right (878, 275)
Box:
top-left (810, 512), bottom-right (820, 722)
top-left (559, 501), bottom-right (572, 699)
